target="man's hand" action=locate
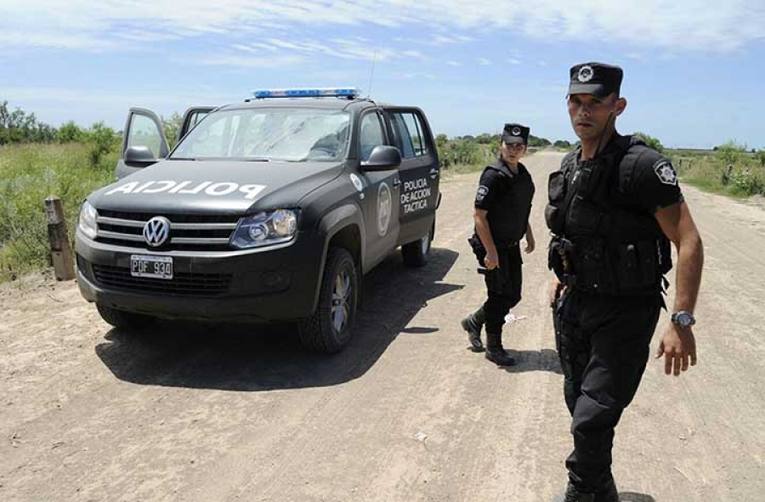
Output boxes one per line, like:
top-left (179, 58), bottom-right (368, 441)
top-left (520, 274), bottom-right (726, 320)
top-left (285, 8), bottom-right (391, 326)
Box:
top-left (524, 233), bottom-right (535, 254)
top-left (655, 324), bottom-right (698, 376)
top-left (484, 250), bottom-right (499, 270)
top-left (548, 278), bottom-right (563, 308)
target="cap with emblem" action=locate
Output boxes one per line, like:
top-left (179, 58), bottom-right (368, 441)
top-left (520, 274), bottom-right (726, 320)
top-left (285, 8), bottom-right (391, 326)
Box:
top-left (568, 62), bottom-right (623, 98)
top-left (501, 123), bottom-right (530, 145)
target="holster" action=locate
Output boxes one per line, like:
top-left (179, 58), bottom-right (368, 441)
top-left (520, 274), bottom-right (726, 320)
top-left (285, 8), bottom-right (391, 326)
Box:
top-left (468, 233), bottom-right (487, 266)
top-left (548, 236), bottom-right (576, 285)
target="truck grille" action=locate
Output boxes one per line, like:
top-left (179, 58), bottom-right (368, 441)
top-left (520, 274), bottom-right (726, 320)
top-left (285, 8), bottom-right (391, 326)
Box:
top-left (95, 210), bottom-right (239, 251)
top-left (92, 264), bottom-right (231, 297)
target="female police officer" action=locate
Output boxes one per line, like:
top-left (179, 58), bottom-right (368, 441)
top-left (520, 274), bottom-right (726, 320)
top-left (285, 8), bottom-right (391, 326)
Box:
top-left (461, 123), bottom-right (536, 366)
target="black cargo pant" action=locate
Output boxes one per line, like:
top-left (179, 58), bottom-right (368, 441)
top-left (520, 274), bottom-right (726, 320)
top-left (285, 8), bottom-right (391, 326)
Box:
top-left (482, 244), bottom-right (523, 336)
top-left (553, 288), bottom-right (661, 492)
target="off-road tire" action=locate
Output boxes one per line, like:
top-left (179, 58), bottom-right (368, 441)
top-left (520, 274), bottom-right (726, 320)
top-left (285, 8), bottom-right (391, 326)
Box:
top-left (298, 247), bottom-right (358, 353)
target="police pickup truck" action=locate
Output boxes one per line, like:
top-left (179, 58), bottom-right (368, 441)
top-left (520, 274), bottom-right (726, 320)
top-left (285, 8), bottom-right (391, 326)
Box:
top-left (75, 88), bottom-right (441, 352)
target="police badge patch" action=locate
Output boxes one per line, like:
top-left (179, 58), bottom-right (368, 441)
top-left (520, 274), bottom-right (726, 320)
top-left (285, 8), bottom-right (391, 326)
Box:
top-left (476, 185), bottom-right (489, 202)
top-left (653, 160), bottom-right (678, 186)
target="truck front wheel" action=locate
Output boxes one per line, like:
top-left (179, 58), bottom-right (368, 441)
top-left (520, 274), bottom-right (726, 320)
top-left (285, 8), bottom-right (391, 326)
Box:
top-left (298, 247), bottom-right (358, 353)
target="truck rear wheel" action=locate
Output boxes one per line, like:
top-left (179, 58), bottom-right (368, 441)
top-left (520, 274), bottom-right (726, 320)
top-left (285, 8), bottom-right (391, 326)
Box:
top-left (96, 303), bottom-right (154, 329)
top-left (401, 223), bottom-right (433, 268)
top-left (298, 247), bottom-right (358, 353)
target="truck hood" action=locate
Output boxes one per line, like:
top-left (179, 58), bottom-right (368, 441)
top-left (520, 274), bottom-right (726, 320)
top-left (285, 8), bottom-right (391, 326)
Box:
top-left (90, 159), bottom-right (344, 214)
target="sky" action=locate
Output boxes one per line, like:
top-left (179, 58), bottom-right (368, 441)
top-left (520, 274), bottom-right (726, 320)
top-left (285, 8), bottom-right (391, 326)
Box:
top-left (1, 0), bottom-right (764, 148)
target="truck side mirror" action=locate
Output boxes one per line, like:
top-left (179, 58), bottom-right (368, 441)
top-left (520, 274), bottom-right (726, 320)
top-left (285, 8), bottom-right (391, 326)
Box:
top-left (360, 145), bottom-right (401, 171)
top-left (124, 146), bottom-right (159, 168)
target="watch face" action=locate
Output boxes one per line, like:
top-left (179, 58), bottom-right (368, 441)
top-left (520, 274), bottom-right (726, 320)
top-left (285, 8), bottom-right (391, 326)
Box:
top-left (675, 312), bottom-right (694, 327)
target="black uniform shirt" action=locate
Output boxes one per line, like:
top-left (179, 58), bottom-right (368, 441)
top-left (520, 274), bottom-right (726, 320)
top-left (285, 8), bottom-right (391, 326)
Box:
top-left (629, 154), bottom-right (684, 213)
top-left (474, 159), bottom-right (535, 246)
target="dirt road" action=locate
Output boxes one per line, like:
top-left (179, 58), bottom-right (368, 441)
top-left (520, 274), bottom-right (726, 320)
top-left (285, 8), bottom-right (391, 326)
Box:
top-left (1, 152), bottom-right (763, 501)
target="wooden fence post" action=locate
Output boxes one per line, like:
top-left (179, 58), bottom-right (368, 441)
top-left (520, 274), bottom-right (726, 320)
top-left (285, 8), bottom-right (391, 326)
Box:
top-left (44, 196), bottom-right (75, 281)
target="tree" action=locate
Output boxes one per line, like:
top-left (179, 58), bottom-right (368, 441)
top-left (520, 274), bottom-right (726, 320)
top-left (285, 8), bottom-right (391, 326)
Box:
top-left (0, 101), bottom-right (57, 144)
top-left (162, 112), bottom-right (184, 149)
top-left (57, 121), bottom-right (84, 143)
top-left (715, 140), bottom-right (747, 167)
top-left (553, 140), bottom-right (572, 149)
top-left (527, 135), bottom-right (551, 148)
top-left (633, 132), bottom-right (664, 153)
top-left (86, 122), bottom-right (119, 167)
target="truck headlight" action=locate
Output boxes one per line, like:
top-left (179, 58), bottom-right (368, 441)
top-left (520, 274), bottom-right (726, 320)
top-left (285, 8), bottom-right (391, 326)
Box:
top-left (230, 209), bottom-right (298, 249)
top-left (78, 200), bottom-right (98, 240)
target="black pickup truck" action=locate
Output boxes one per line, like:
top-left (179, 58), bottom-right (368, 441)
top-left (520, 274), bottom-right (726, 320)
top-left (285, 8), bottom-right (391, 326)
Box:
top-left (75, 88), bottom-right (441, 352)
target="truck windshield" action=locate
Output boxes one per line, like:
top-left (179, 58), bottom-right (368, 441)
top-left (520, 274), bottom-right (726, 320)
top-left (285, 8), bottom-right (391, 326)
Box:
top-left (171, 108), bottom-right (350, 162)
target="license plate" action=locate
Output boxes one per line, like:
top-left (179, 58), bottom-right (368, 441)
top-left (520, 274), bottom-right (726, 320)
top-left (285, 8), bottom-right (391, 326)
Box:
top-left (130, 255), bottom-right (173, 280)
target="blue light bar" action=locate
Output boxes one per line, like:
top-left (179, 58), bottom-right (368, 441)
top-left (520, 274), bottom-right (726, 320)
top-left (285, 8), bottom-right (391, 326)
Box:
top-left (252, 87), bottom-right (360, 99)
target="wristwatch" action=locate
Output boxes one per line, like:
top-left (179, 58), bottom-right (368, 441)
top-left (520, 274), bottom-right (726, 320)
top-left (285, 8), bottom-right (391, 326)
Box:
top-left (671, 310), bottom-right (696, 328)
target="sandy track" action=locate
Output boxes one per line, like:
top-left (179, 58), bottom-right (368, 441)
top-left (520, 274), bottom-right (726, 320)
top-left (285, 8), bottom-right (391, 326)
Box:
top-left (1, 151), bottom-right (763, 501)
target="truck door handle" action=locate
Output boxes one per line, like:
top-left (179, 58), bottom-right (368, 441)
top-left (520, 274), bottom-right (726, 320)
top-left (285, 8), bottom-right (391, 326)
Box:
top-left (429, 168), bottom-right (439, 180)
top-left (392, 178), bottom-right (401, 187)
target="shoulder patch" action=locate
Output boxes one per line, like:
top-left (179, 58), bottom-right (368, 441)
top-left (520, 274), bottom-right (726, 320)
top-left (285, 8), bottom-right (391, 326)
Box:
top-left (653, 159), bottom-right (678, 186)
top-left (476, 185), bottom-right (489, 201)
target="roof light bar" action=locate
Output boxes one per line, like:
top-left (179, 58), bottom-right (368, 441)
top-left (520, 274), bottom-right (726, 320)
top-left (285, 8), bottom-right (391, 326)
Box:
top-left (252, 87), bottom-right (360, 99)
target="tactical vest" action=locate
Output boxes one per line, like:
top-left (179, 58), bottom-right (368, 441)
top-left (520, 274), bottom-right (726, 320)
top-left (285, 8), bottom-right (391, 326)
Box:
top-left (483, 161), bottom-right (535, 246)
top-left (545, 135), bottom-right (672, 296)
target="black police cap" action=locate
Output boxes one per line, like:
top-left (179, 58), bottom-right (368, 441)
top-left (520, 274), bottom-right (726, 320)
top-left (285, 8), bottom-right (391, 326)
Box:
top-left (568, 62), bottom-right (623, 98)
top-left (501, 123), bottom-right (530, 144)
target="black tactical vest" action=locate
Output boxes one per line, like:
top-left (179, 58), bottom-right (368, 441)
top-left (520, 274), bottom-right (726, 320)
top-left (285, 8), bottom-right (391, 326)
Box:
top-left (545, 135), bottom-right (672, 296)
top-left (484, 160), bottom-right (535, 246)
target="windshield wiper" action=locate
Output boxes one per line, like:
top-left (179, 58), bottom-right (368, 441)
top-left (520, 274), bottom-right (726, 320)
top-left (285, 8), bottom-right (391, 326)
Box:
top-left (244, 157), bottom-right (271, 162)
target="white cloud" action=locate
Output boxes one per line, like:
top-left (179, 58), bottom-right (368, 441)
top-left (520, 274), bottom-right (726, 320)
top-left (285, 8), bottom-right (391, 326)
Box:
top-left (446, 60), bottom-right (462, 67)
top-left (507, 58), bottom-right (521, 65)
top-left (0, 0), bottom-right (763, 53)
top-left (478, 57), bottom-right (492, 66)
top-left (197, 54), bottom-right (306, 68)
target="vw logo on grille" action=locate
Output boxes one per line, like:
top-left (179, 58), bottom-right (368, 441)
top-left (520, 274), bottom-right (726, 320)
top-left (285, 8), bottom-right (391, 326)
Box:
top-left (143, 216), bottom-right (171, 247)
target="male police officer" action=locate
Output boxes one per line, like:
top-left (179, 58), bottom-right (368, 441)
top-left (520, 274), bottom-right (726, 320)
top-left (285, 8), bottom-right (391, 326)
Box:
top-left (461, 123), bottom-right (536, 366)
top-left (547, 63), bottom-right (704, 501)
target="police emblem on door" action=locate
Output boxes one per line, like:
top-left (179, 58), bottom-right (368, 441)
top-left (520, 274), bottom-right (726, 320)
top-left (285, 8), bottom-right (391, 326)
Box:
top-left (143, 216), bottom-right (171, 247)
top-left (377, 182), bottom-right (392, 237)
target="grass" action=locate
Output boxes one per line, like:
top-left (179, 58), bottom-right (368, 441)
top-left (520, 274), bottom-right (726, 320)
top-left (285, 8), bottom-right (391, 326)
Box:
top-left (0, 142), bottom-right (118, 283)
top-left (668, 149), bottom-right (765, 199)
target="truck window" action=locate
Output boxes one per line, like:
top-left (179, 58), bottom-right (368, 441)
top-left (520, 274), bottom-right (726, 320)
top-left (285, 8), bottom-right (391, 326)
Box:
top-left (171, 108), bottom-right (350, 162)
top-left (359, 113), bottom-right (385, 161)
top-left (389, 111), bottom-right (429, 158)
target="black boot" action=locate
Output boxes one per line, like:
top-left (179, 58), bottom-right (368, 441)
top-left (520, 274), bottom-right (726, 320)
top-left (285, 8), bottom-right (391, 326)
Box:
top-left (460, 307), bottom-right (485, 352)
top-left (555, 481), bottom-right (595, 502)
top-left (484, 332), bottom-right (515, 366)
top-left (594, 477), bottom-right (618, 502)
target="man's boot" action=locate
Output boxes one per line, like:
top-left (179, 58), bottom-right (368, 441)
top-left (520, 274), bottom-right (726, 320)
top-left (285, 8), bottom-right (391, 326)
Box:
top-left (484, 331), bottom-right (515, 366)
top-left (553, 481), bottom-right (595, 502)
top-left (594, 477), bottom-right (619, 502)
top-left (460, 307), bottom-right (485, 352)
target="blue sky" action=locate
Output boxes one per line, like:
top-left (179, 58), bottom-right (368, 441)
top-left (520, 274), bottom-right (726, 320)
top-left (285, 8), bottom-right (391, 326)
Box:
top-left (1, 0), bottom-right (764, 148)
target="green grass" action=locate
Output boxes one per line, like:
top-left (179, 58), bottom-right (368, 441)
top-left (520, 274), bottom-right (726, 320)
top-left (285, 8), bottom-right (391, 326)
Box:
top-left (0, 142), bottom-right (118, 283)
top-left (668, 148), bottom-right (765, 199)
